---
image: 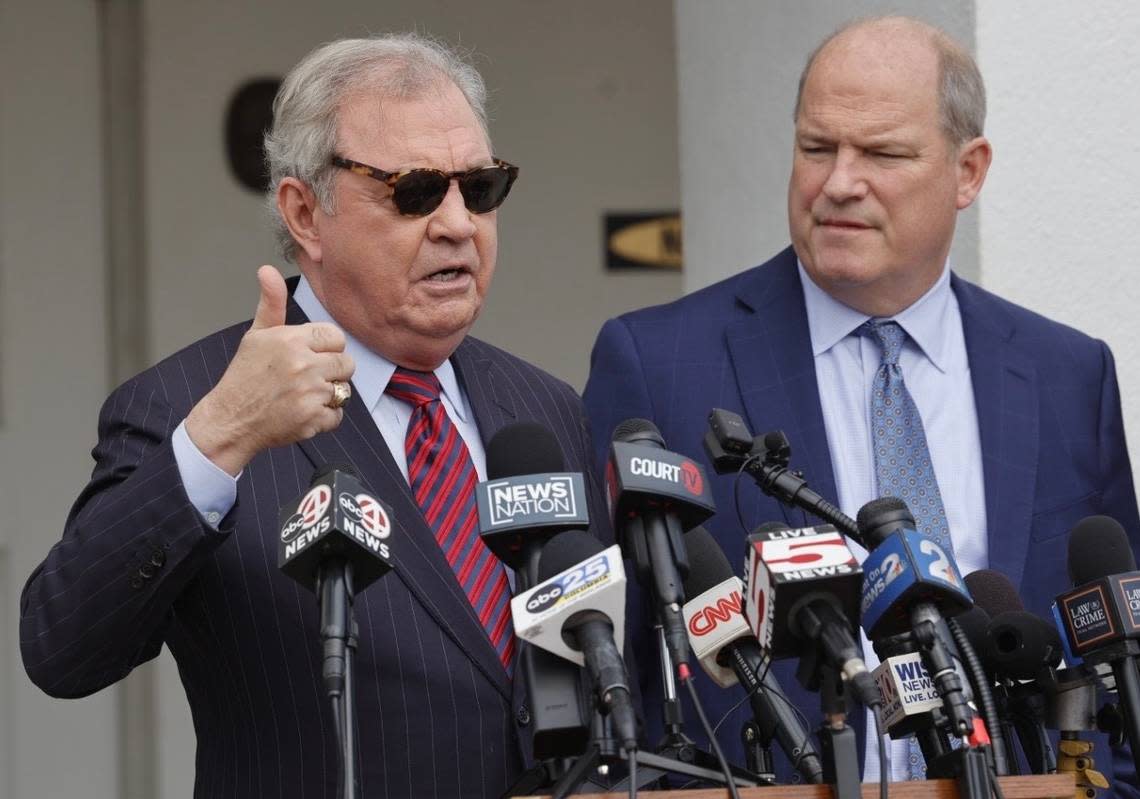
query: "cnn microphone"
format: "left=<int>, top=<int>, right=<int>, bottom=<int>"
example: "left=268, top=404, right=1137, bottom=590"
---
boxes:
left=1055, top=515, right=1140, bottom=779
left=743, top=522, right=879, bottom=708
left=681, top=526, right=824, bottom=784
left=513, top=531, right=637, bottom=751
left=607, top=418, right=716, bottom=671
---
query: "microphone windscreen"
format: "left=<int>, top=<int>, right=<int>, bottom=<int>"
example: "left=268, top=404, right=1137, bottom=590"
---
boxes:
left=681, top=526, right=734, bottom=597
left=856, top=496, right=914, bottom=547
left=1068, top=515, right=1137, bottom=584
left=963, top=569, right=1024, bottom=615
left=485, top=422, right=565, bottom=479
left=987, top=610, right=1063, bottom=678
left=537, top=530, right=606, bottom=582
left=612, top=417, right=664, bottom=446
left=954, top=605, right=996, bottom=672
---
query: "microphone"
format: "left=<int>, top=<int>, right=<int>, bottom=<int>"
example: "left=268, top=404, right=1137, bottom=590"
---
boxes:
left=513, top=531, right=637, bottom=751
left=855, top=497, right=977, bottom=742
left=1055, top=516, right=1140, bottom=779
left=743, top=521, right=879, bottom=708
left=477, top=422, right=591, bottom=583
left=607, top=418, right=716, bottom=671
left=475, top=422, right=592, bottom=761
left=681, top=526, right=824, bottom=784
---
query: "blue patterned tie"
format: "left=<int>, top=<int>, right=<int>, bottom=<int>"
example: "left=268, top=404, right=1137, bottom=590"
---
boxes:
left=862, top=319, right=953, bottom=780
left=386, top=368, right=516, bottom=673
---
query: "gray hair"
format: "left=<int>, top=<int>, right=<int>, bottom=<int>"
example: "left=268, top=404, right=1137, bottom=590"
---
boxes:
left=264, top=32, right=490, bottom=261
left=793, top=16, right=986, bottom=147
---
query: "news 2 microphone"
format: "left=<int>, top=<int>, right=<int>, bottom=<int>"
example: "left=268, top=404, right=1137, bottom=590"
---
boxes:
left=681, top=526, right=824, bottom=784
left=475, top=422, right=592, bottom=761
left=742, top=522, right=879, bottom=708
left=477, top=422, right=591, bottom=585
left=607, top=418, right=716, bottom=671
left=855, top=496, right=985, bottom=751
left=1056, top=516, right=1140, bottom=778
left=513, top=531, right=637, bottom=751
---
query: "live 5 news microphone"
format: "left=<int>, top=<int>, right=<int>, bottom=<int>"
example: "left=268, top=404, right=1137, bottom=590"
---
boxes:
left=512, top=531, right=637, bottom=751
left=475, top=422, right=592, bottom=761
left=1055, top=515, right=1140, bottom=779
left=606, top=418, right=716, bottom=671
left=743, top=522, right=879, bottom=707
left=681, top=526, right=824, bottom=784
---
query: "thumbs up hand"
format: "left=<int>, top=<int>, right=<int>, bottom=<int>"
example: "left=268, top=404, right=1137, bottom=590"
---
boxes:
left=185, top=266, right=356, bottom=476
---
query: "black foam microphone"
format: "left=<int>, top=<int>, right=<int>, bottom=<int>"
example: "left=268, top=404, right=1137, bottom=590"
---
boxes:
left=475, top=422, right=592, bottom=761
left=1056, top=516, right=1140, bottom=779
left=681, top=526, right=824, bottom=784
left=533, top=530, right=638, bottom=752
left=607, top=418, right=717, bottom=671
left=478, top=422, right=591, bottom=587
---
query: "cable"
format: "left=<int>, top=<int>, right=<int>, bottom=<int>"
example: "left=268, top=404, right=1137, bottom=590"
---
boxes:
left=681, top=664, right=742, bottom=799
left=331, top=695, right=345, bottom=799
left=949, top=617, right=1008, bottom=777
left=871, top=706, right=889, bottom=799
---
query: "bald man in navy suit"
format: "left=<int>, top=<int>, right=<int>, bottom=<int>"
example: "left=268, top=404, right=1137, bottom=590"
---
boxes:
left=585, top=16, right=1140, bottom=795
left=21, top=33, right=607, bottom=799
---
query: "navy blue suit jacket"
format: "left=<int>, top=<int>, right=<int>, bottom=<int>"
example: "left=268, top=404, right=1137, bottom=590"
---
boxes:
left=583, top=246, right=1140, bottom=793
left=20, top=286, right=609, bottom=798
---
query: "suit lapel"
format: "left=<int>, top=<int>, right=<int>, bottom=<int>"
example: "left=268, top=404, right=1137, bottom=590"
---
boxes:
left=954, top=277, right=1039, bottom=591
left=285, top=297, right=512, bottom=699
left=725, top=250, right=840, bottom=525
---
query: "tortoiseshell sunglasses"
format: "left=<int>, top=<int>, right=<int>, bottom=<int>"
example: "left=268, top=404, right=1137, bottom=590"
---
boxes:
left=330, top=155, right=519, bottom=216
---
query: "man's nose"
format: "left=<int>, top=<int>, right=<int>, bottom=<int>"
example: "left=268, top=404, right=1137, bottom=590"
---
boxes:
left=820, top=148, right=869, bottom=203
left=427, top=180, right=478, bottom=241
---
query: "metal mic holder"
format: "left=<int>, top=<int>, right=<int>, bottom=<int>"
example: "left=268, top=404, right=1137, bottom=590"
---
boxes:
left=318, top=558, right=359, bottom=799
left=815, top=665, right=861, bottom=799
left=741, top=721, right=776, bottom=783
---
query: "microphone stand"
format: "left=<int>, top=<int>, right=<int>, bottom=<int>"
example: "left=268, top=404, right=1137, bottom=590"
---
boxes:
left=318, top=558, right=359, bottom=799
left=794, top=646, right=860, bottom=799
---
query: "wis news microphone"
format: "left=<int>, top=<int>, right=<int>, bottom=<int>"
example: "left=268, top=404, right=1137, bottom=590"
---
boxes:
left=513, top=531, right=637, bottom=751
left=1056, top=515, right=1140, bottom=779
left=681, top=526, right=824, bottom=784
left=607, top=418, right=716, bottom=671
left=856, top=498, right=977, bottom=740
left=476, top=422, right=592, bottom=761
left=743, top=522, right=878, bottom=708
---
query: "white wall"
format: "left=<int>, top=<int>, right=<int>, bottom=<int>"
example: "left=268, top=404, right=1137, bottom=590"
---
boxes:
left=976, top=2, right=1140, bottom=483
left=0, top=1, right=117, bottom=798
left=675, top=0, right=977, bottom=293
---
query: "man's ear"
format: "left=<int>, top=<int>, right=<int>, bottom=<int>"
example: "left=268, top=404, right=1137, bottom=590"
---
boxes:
left=955, top=135, right=992, bottom=210
left=277, top=177, right=323, bottom=263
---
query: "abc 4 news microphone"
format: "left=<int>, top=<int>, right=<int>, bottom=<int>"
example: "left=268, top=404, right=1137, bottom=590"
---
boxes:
left=1055, top=515, right=1140, bottom=786
left=277, top=464, right=394, bottom=799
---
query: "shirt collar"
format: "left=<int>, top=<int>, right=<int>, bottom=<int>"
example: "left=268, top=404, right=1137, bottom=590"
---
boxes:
left=292, top=276, right=468, bottom=420
left=797, top=259, right=954, bottom=372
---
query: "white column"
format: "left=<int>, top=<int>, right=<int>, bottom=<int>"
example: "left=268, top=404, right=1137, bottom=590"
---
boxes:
left=976, top=3, right=1140, bottom=492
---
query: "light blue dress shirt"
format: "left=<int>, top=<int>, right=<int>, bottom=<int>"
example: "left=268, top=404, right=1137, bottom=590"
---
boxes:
left=798, top=260, right=988, bottom=782
left=171, top=276, right=488, bottom=524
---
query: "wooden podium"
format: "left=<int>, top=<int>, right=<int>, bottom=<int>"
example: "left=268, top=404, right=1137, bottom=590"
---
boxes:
left=521, top=774, right=1076, bottom=799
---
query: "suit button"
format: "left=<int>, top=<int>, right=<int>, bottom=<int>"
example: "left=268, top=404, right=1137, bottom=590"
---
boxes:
left=516, top=705, right=531, bottom=727
left=139, top=564, right=155, bottom=579
left=150, top=549, right=166, bottom=568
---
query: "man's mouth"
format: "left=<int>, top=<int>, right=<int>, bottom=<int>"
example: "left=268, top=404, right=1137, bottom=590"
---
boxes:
left=425, top=266, right=470, bottom=282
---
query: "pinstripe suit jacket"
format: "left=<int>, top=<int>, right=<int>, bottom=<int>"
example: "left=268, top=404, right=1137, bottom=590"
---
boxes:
left=584, top=246, right=1140, bottom=794
left=21, top=286, right=609, bottom=798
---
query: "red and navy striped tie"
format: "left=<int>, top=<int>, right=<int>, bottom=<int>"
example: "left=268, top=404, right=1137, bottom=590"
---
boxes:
left=385, top=367, right=515, bottom=673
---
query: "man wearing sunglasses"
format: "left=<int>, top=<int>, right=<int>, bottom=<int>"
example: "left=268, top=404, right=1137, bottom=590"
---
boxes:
left=584, top=15, right=1140, bottom=794
left=22, top=33, right=608, bottom=799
